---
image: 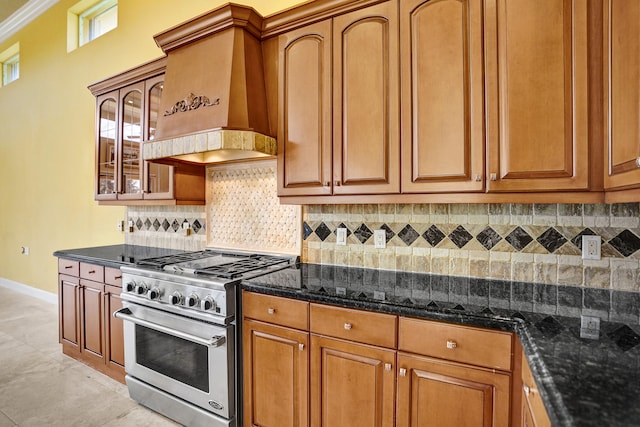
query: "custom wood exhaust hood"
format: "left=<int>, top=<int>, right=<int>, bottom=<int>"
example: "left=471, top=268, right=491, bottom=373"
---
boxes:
left=143, top=3, right=276, bottom=165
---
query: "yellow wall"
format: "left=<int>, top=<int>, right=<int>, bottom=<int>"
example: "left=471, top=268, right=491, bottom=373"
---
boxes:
left=0, top=0, right=302, bottom=293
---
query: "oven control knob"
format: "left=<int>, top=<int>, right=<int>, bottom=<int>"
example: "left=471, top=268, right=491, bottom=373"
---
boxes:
left=124, top=282, right=136, bottom=293
left=201, top=296, right=216, bottom=311
left=135, top=283, right=148, bottom=295
left=186, top=294, right=199, bottom=307
left=170, top=292, right=183, bottom=305
left=148, top=287, right=161, bottom=301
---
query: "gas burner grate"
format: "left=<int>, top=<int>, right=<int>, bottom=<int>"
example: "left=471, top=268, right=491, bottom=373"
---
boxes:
left=194, top=256, right=290, bottom=279
left=136, top=250, right=219, bottom=268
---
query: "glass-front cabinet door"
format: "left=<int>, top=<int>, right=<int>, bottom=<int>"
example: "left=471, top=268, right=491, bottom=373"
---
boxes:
left=118, top=83, right=144, bottom=200
left=143, top=75, right=174, bottom=199
left=96, top=92, right=118, bottom=200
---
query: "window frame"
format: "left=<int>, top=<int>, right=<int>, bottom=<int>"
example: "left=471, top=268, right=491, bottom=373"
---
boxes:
left=0, top=43, right=20, bottom=87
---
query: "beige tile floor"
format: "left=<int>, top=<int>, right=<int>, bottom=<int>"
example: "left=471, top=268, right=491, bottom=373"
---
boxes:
left=0, top=286, right=180, bottom=427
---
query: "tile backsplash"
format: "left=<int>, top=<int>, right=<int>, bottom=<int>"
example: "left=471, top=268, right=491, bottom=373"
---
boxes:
left=126, top=159, right=301, bottom=255
left=302, top=203, right=640, bottom=292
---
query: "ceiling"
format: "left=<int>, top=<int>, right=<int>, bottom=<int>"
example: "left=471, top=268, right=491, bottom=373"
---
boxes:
left=0, top=0, right=29, bottom=25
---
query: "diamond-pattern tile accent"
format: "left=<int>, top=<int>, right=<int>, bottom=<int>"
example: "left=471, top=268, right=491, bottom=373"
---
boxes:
left=398, top=225, right=419, bottom=246
left=380, top=223, right=395, bottom=242
left=571, top=228, right=596, bottom=249
left=152, top=219, right=161, bottom=231
left=535, top=316, right=564, bottom=339
left=449, top=225, right=473, bottom=249
left=144, top=218, right=152, bottom=230
left=423, top=225, right=446, bottom=247
left=136, top=218, right=143, bottom=230
left=171, top=219, right=180, bottom=232
left=607, top=325, right=640, bottom=352
left=315, top=222, right=332, bottom=241
left=334, top=223, right=352, bottom=238
left=303, top=222, right=313, bottom=240
left=609, top=230, right=640, bottom=257
left=476, top=226, right=502, bottom=250
left=354, top=224, right=373, bottom=244
left=192, top=219, right=202, bottom=234
left=506, top=226, right=533, bottom=251
left=537, top=227, right=567, bottom=253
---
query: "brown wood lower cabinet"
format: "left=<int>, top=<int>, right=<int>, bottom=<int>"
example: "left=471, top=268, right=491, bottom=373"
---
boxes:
left=242, top=291, right=516, bottom=427
left=57, top=258, right=125, bottom=383
left=520, top=349, right=551, bottom=427
left=397, top=353, right=511, bottom=427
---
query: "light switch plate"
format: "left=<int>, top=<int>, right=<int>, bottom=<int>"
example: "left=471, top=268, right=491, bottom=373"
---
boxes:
left=336, top=228, right=347, bottom=246
left=580, top=315, right=600, bottom=339
left=374, top=229, right=386, bottom=249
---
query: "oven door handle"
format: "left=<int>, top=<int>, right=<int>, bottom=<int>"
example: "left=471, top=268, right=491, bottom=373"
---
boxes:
left=114, top=307, right=226, bottom=347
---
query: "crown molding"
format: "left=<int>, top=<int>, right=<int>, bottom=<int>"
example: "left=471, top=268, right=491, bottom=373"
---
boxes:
left=0, top=0, right=59, bottom=45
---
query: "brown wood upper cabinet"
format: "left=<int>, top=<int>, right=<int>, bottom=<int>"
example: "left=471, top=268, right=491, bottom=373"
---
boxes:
left=484, top=0, right=589, bottom=192
left=277, top=1, right=400, bottom=196
left=603, top=0, right=640, bottom=194
left=89, top=58, right=204, bottom=206
left=401, top=0, right=485, bottom=193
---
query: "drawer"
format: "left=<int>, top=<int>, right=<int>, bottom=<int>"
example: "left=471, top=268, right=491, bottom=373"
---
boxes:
left=80, top=262, right=105, bottom=283
left=243, top=291, right=309, bottom=330
left=310, top=304, right=397, bottom=348
left=105, top=267, right=122, bottom=287
left=522, top=353, right=552, bottom=426
left=398, top=317, right=513, bottom=371
left=58, top=258, right=79, bottom=276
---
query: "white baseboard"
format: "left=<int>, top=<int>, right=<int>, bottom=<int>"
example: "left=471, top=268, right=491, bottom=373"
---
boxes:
left=0, top=278, right=57, bottom=305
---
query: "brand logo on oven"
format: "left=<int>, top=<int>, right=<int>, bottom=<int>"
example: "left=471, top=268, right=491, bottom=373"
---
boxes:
left=208, top=400, right=224, bottom=411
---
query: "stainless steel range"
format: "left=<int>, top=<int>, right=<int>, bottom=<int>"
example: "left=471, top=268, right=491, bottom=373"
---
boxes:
left=114, top=249, right=297, bottom=427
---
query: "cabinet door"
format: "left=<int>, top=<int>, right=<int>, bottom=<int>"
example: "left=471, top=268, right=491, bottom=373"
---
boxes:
left=80, top=280, right=104, bottom=363
left=95, top=91, right=119, bottom=200
left=144, top=75, right=175, bottom=199
left=243, top=319, right=309, bottom=427
left=401, top=0, right=484, bottom=193
left=277, top=20, right=333, bottom=196
left=105, top=285, right=124, bottom=370
left=604, top=0, right=640, bottom=190
left=485, top=0, right=589, bottom=192
left=311, top=335, right=395, bottom=427
left=118, top=82, right=145, bottom=200
left=58, top=275, right=80, bottom=354
left=332, top=1, right=400, bottom=195
left=397, top=353, right=511, bottom=427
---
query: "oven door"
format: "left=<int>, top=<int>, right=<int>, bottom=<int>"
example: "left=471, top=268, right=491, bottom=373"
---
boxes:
left=114, top=303, right=234, bottom=419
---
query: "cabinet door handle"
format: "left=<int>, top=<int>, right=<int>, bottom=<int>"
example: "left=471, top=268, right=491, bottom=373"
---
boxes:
left=523, top=384, right=538, bottom=397
left=384, top=363, right=392, bottom=372
left=323, top=181, right=330, bottom=187
left=399, top=368, right=407, bottom=377
left=636, top=157, right=640, bottom=168
left=334, top=180, right=341, bottom=187
left=344, top=323, right=352, bottom=330
left=474, top=174, right=482, bottom=182
left=446, top=339, right=457, bottom=349
left=267, top=307, right=275, bottom=315
left=299, top=343, right=305, bottom=351
left=489, top=173, right=497, bottom=181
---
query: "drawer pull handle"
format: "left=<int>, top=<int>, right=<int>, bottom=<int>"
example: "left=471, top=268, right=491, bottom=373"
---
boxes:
left=344, top=323, right=352, bottom=330
left=399, top=368, right=407, bottom=377
left=299, top=343, right=305, bottom=351
left=267, top=308, right=275, bottom=315
left=384, top=363, right=392, bottom=372
left=446, top=340, right=457, bottom=349
left=114, top=275, right=122, bottom=279
left=64, top=265, right=73, bottom=269
left=523, top=385, right=537, bottom=397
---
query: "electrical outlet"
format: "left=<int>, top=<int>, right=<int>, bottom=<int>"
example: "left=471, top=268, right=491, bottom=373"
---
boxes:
left=117, top=221, right=124, bottom=232
left=580, top=315, right=600, bottom=339
left=336, top=228, right=347, bottom=246
left=374, top=229, right=386, bottom=249
left=582, top=235, right=601, bottom=260
left=20, top=246, right=29, bottom=255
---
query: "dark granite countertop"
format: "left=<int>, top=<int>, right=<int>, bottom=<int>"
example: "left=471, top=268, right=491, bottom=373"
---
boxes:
left=53, top=244, right=184, bottom=269
left=243, top=263, right=640, bottom=427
